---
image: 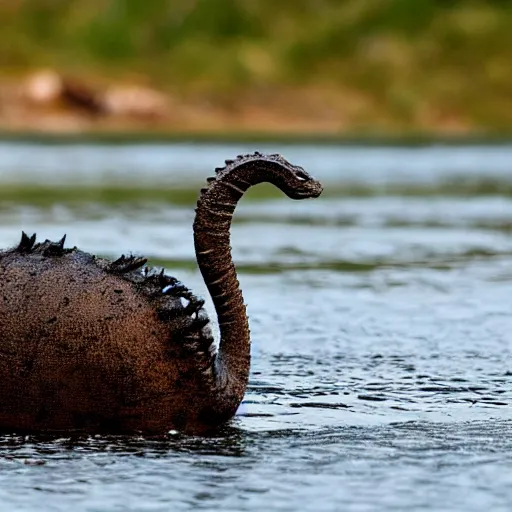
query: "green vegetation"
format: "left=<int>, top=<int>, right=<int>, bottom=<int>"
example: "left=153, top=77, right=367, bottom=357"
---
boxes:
left=2, top=0, right=512, bottom=133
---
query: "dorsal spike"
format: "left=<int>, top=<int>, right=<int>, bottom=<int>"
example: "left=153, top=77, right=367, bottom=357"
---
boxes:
left=158, top=268, right=166, bottom=285
left=19, top=231, right=30, bottom=246
left=184, top=297, right=205, bottom=315
left=206, top=176, right=216, bottom=183
left=108, top=256, right=147, bottom=274
left=189, top=316, right=210, bottom=332
left=163, top=283, right=188, bottom=295
left=58, top=234, right=66, bottom=249
left=215, top=167, right=224, bottom=174
left=42, top=238, right=67, bottom=257
left=157, top=272, right=177, bottom=288
left=112, top=255, right=126, bottom=265
left=17, top=231, right=37, bottom=252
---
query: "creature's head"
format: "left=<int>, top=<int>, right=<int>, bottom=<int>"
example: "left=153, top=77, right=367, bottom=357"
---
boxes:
left=208, top=152, right=323, bottom=201
left=282, top=164, right=323, bottom=200
left=261, top=153, right=323, bottom=200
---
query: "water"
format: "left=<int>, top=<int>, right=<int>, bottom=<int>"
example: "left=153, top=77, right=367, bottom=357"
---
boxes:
left=0, top=142, right=511, bottom=511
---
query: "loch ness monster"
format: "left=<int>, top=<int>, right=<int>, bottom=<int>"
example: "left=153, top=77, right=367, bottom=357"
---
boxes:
left=0, top=152, right=322, bottom=435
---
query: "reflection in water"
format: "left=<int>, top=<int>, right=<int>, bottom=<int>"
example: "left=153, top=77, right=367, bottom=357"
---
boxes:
left=1, top=421, right=511, bottom=510
left=1, top=426, right=248, bottom=459
left=0, top=143, right=511, bottom=511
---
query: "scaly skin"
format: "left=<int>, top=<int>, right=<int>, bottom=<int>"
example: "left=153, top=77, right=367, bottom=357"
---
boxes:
left=0, top=153, right=322, bottom=435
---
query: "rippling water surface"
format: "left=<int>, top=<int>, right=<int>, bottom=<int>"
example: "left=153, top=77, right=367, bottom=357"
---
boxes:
left=0, top=142, right=511, bottom=511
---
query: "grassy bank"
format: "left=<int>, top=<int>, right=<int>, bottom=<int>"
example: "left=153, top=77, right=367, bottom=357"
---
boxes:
left=2, top=0, right=512, bottom=135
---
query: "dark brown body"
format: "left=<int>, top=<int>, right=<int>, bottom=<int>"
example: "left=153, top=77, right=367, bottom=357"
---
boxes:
left=0, top=153, right=322, bottom=435
left=0, top=246, right=229, bottom=434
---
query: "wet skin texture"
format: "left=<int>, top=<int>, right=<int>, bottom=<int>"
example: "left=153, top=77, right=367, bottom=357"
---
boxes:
left=0, top=153, right=322, bottom=435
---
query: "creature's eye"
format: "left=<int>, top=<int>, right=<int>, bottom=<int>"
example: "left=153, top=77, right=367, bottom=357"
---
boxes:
left=296, top=171, right=309, bottom=182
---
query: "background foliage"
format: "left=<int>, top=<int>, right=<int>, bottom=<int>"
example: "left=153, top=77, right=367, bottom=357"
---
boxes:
left=2, top=0, right=512, bottom=132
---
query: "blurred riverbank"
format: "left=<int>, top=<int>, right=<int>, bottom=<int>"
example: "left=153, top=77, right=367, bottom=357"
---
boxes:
left=2, top=1, right=512, bottom=138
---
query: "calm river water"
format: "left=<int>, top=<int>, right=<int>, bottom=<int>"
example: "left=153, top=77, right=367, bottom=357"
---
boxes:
left=0, top=142, right=511, bottom=511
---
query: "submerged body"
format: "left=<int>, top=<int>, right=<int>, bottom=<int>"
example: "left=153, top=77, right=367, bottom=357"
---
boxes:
left=0, top=245, right=223, bottom=434
left=0, top=153, right=322, bottom=435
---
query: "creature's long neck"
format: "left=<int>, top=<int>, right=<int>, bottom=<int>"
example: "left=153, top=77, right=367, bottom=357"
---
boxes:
left=193, top=158, right=267, bottom=400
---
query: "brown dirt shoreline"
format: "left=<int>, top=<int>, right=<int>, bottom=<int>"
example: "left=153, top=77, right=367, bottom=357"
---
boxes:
left=0, top=71, right=496, bottom=142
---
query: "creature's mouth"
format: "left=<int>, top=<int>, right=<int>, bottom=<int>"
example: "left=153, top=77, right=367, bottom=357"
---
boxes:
left=294, top=183, right=323, bottom=199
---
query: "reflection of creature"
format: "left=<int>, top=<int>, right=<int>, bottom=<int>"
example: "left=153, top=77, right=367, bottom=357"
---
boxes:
left=0, top=153, right=322, bottom=435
